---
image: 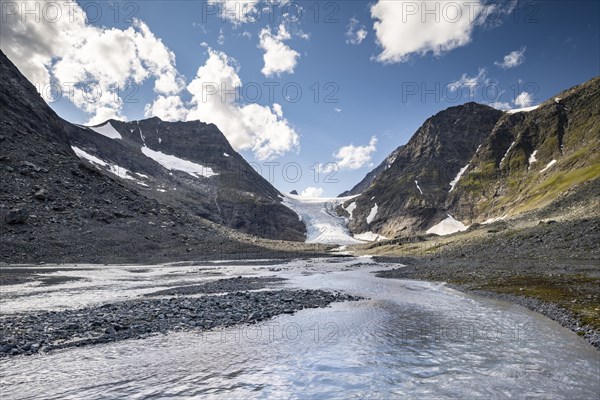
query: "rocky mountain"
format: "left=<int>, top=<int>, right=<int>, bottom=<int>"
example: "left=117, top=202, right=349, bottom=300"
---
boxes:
left=64, top=117, right=305, bottom=241
left=339, top=103, right=504, bottom=237
left=0, top=50, right=306, bottom=264
left=341, top=76, right=600, bottom=239
left=447, top=77, right=600, bottom=224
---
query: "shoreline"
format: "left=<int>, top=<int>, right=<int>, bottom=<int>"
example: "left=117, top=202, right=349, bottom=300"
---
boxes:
left=374, top=257, right=600, bottom=350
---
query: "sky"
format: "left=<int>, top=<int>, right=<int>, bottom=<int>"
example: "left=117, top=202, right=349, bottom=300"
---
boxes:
left=1, top=0, right=599, bottom=197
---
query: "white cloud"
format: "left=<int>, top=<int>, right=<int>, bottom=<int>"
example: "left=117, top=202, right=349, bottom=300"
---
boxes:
left=259, top=24, right=300, bottom=77
left=334, top=136, right=378, bottom=170
left=218, top=28, right=226, bottom=45
left=514, top=91, right=534, bottom=108
left=186, top=48, right=299, bottom=160
left=0, top=1, right=184, bottom=125
left=346, top=18, right=368, bottom=45
left=489, top=101, right=512, bottom=111
left=207, top=0, right=260, bottom=25
left=301, top=187, right=324, bottom=197
left=448, top=68, right=487, bottom=92
left=144, top=95, right=188, bottom=122
left=495, top=47, right=526, bottom=69
left=334, top=108, right=342, bottom=113
left=370, top=0, right=498, bottom=63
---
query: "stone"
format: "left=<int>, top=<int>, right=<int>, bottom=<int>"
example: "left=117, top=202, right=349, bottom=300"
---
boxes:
left=5, top=208, right=28, bottom=224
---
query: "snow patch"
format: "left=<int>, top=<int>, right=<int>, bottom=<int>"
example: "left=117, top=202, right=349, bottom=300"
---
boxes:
left=344, top=201, right=357, bottom=219
left=224, top=153, right=230, bottom=157
left=500, top=141, right=516, bottom=166
left=141, top=147, right=218, bottom=178
left=137, top=121, right=145, bottom=144
left=528, top=150, right=538, bottom=165
left=506, top=105, right=540, bottom=114
left=71, top=146, right=146, bottom=186
left=426, top=214, right=469, bottom=236
left=281, top=193, right=362, bottom=245
left=540, top=159, right=557, bottom=173
left=482, top=215, right=507, bottom=225
left=354, top=232, right=389, bottom=242
left=415, top=181, right=423, bottom=195
left=449, top=164, right=469, bottom=192
left=158, top=138, right=162, bottom=144
left=366, top=204, right=378, bottom=224
left=88, top=122, right=122, bottom=140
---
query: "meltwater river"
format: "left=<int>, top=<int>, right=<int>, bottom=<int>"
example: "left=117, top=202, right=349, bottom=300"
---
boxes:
left=0, top=257, right=598, bottom=399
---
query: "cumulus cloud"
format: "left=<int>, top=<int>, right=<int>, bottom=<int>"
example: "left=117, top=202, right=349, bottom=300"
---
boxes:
left=495, top=47, right=526, bottom=69
left=370, top=0, right=505, bottom=63
left=259, top=24, right=300, bottom=77
left=514, top=91, right=534, bottom=108
left=334, top=136, right=378, bottom=170
left=185, top=48, right=299, bottom=160
left=0, top=0, right=184, bottom=125
left=144, top=95, right=188, bottom=122
left=346, top=18, right=368, bottom=45
left=301, top=187, right=324, bottom=197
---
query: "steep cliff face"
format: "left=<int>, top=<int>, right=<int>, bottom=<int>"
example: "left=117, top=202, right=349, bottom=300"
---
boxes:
left=64, top=117, right=306, bottom=241
left=447, top=77, right=600, bottom=223
left=341, top=103, right=504, bottom=237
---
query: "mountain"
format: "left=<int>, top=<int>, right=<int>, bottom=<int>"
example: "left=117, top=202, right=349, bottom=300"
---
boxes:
left=341, top=77, right=600, bottom=238
left=339, top=103, right=504, bottom=237
left=63, top=117, right=305, bottom=241
left=0, top=50, right=305, bottom=264
left=447, top=77, right=600, bottom=223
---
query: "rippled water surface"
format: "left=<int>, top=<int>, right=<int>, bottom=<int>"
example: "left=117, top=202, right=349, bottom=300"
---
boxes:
left=1, top=258, right=598, bottom=399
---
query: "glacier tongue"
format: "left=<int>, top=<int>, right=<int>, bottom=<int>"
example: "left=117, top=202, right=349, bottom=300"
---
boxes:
left=281, top=194, right=362, bottom=245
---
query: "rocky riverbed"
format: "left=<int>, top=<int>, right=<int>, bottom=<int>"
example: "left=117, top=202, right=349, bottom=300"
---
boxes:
left=0, top=274, right=361, bottom=357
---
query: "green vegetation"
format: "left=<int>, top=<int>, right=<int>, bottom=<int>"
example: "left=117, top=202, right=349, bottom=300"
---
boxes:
left=513, top=163, right=600, bottom=213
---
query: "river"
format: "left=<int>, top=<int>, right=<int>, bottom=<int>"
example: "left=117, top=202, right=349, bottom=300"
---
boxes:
left=1, top=257, right=598, bottom=399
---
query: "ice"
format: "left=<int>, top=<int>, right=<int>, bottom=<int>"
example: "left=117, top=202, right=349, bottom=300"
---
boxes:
left=426, top=214, right=469, bottom=236
left=281, top=193, right=362, bottom=244
left=141, top=147, right=218, bottom=178
left=88, top=122, right=122, bottom=140
left=449, top=164, right=469, bottom=192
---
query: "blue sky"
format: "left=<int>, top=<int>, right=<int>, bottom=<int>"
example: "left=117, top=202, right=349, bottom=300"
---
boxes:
left=2, top=0, right=599, bottom=196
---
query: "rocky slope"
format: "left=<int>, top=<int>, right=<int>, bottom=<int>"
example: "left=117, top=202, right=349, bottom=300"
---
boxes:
left=340, top=103, right=504, bottom=237
left=448, top=77, right=600, bottom=223
left=342, top=77, right=600, bottom=239
left=64, top=117, right=305, bottom=241
left=0, top=50, right=310, bottom=264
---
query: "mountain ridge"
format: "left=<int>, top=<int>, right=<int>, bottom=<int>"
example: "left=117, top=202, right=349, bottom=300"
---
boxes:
left=339, top=77, right=600, bottom=239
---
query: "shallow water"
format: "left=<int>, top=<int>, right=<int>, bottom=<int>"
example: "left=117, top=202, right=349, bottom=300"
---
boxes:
left=1, top=258, right=598, bottom=399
